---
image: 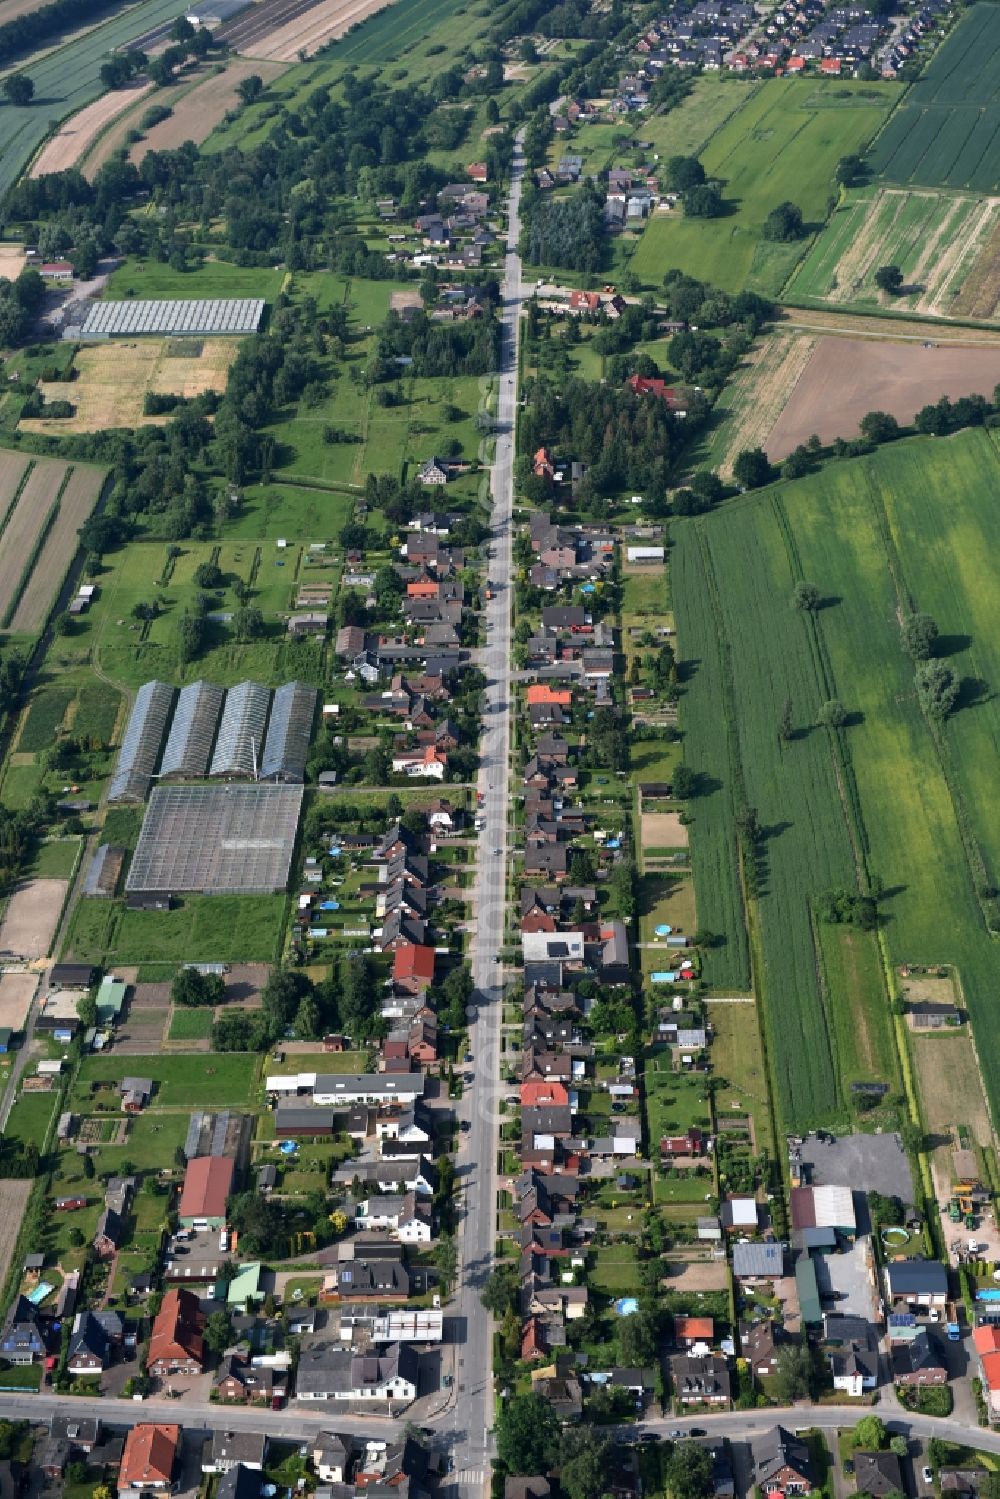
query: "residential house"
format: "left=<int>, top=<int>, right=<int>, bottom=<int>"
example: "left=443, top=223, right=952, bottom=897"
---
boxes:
left=751, top=1427, right=813, bottom=1497
left=733, top=1242, right=783, bottom=1281
left=215, top=1355, right=284, bottom=1405
left=884, top=1260, right=948, bottom=1308
left=742, top=1320, right=781, bottom=1378
left=296, top=1343, right=420, bottom=1403
left=147, top=1289, right=205, bottom=1377
left=853, top=1452, right=904, bottom=1498
left=94, top=1207, right=124, bottom=1258
left=203, top=1432, right=267, bottom=1474
left=672, top=1353, right=731, bottom=1407
left=67, top=1311, right=111, bottom=1374
left=0, top=1295, right=45, bottom=1364
left=674, top=1315, right=714, bottom=1349
left=829, top=1341, right=878, bottom=1397
left=117, top=1425, right=180, bottom=1495
left=891, top=1327, right=947, bottom=1387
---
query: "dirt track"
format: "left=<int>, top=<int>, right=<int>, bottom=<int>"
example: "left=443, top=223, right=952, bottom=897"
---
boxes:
left=765, top=336, right=1000, bottom=457
left=0, top=878, right=67, bottom=960
left=779, top=304, right=1000, bottom=344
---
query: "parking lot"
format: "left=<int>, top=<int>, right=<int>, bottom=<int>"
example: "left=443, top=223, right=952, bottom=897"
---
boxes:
left=800, top=1131, right=914, bottom=1203
left=813, top=1234, right=878, bottom=1321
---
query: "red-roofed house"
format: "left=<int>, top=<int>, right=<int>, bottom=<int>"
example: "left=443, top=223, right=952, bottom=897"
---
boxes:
left=118, top=1424, right=180, bottom=1493
left=393, top=944, right=436, bottom=994
left=392, top=745, right=447, bottom=779
left=147, top=1288, right=205, bottom=1377
left=533, top=447, right=555, bottom=479
left=467, top=162, right=488, bottom=182
left=786, top=55, right=807, bottom=71
left=526, top=685, right=572, bottom=707
left=569, top=290, right=601, bottom=313
left=177, top=1155, right=233, bottom=1228
left=674, top=1315, right=715, bottom=1348
left=660, top=1127, right=706, bottom=1162
left=981, top=1351, right=1000, bottom=1417
left=521, top=1079, right=570, bottom=1108
left=521, top=1317, right=548, bottom=1360
left=40, top=261, right=73, bottom=280
left=820, top=57, right=842, bottom=73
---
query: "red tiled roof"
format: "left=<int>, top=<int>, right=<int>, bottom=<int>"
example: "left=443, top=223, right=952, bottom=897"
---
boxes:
left=393, top=944, right=436, bottom=982
left=119, top=1425, right=179, bottom=1488
left=148, top=1288, right=204, bottom=1370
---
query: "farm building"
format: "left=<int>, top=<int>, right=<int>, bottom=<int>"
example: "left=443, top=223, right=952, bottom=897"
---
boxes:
left=79, top=299, right=265, bottom=340
left=733, top=1242, right=783, bottom=1281
left=49, top=964, right=94, bottom=988
left=626, top=546, right=665, bottom=564
left=82, top=843, right=125, bottom=898
left=125, top=783, right=303, bottom=896
left=790, top=1184, right=856, bottom=1237
left=210, top=681, right=271, bottom=778
left=95, top=976, right=127, bottom=1028
left=159, top=681, right=225, bottom=779
left=260, top=681, right=317, bottom=783
left=107, top=680, right=175, bottom=803
left=178, top=1155, right=234, bottom=1228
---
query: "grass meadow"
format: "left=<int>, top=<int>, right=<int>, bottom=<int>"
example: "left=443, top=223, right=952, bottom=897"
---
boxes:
left=63, top=893, right=287, bottom=964
left=629, top=80, right=896, bottom=295
left=673, top=428, right=1000, bottom=1128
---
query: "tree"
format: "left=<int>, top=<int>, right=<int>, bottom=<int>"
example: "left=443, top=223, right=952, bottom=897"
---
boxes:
left=763, top=201, right=804, bottom=241
left=836, top=153, right=864, bottom=186
left=232, top=605, right=264, bottom=642
left=915, top=659, right=959, bottom=720
left=171, top=968, right=224, bottom=1008
left=496, top=1393, right=560, bottom=1473
left=177, top=610, right=205, bottom=663
left=733, top=447, right=774, bottom=490
left=771, top=1341, right=811, bottom=1403
left=237, top=74, right=264, bottom=105
left=617, top=1309, right=658, bottom=1365
left=874, top=264, right=904, bottom=295
left=193, top=561, right=222, bottom=588
left=672, top=764, right=697, bottom=799
left=778, top=696, right=793, bottom=743
left=818, top=698, right=847, bottom=729
left=3, top=74, right=34, bottom=106
left=859, top=410, right=900, bottom=444
left=665, top=155, right=706, bottom=191
left=902, top=612, right=938, bottom=660
left=480, top=1262, right=518, bottom=1318
left=666, top=1442, right=714, bottom=1499
left=559, top=1429, right=609, bottom=1499
left=889, top=1436, right=909, bottom=1458
left=793, top=581, right=820, bottom=612
left=853, top=1414, right=887, bottom=1451
left=683, top=184, right=724, bottom=219
left=203, top=1310, right=233, bottom=1356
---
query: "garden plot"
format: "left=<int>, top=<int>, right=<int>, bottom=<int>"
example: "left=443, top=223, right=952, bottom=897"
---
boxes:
left=765, top=336, right=1000, bottom=456
left=911, top=1031, right=996, bottom=1202
left=0, top=879, right=67, bottom=960
left=22, top=340, right=238, bottom=436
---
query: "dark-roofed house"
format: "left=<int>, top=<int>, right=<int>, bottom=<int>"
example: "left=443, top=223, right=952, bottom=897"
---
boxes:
left=891, top=1327, right=947, bottom=1386
left=672, top=1353, right=731, bottom=1406
left=67, top=1311, right=110, bottom=1374
left=884, top=1259, right=948, bottom=1307
left=0, top=1295, right=45, bottom=1364
left=94, top=1207, right=124, bottom=1259
left=854, top=1452, right=903, bottom=1498
left=505, top=1482, right=550, bottom=1499
left=216, top=1467, right=262, bottom=1499
left=751, top=1427, right=813, bottom=1496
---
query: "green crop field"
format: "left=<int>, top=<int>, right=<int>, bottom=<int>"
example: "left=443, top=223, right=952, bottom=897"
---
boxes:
left=674, top=428, right=1000, bottom=1128
left=629, top=80, right=896, bottom=295
left=868, top=4, right=1000, bottom=190
left=0, top=0, right=218, bottom=200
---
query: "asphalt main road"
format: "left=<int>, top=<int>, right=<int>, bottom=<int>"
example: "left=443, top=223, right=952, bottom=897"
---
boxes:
left=433, top=130, right=525, bottom=1495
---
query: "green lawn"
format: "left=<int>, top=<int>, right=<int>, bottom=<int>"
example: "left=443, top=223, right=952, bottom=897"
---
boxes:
left=167, top=1008, right=214, bottom=1041
left=673, top=427, right=1000, bottom=1127
left=589, top=1245, right=642, bottom=1294
left=26, top=838, right=81, bottom=880
left=5, top=1090, right=57, bottom=1149
left=64, top=894, right=286, bottom=963
left=105, top=258, right=287, bottom=302
left=75, top=1052, right=259, bottom=1108
left=629, top=79, right=897, bottom=294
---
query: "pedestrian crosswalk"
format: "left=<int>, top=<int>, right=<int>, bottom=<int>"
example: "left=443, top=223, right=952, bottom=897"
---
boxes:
left=454, top=1470, right=487, bottom=1490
